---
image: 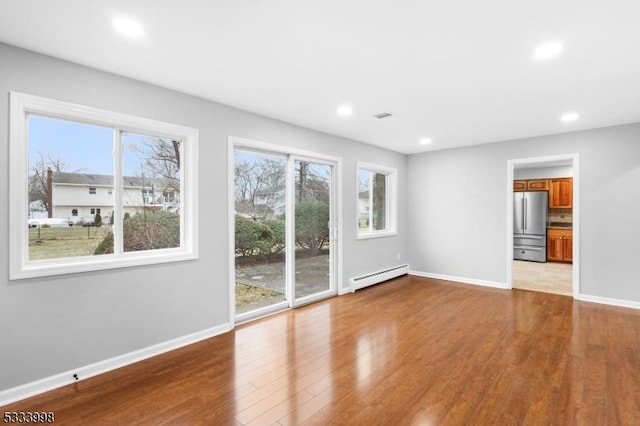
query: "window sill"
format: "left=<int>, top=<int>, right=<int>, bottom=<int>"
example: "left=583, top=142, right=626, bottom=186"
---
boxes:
left=356, top=230, right=398, bottom=240
left=10, top=248, right=198, bottom=280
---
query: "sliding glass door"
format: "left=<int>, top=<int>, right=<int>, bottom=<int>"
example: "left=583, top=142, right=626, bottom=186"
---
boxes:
left=234, top=150, right=288, bottom=317
left=233, top=146, right=337, bottom=321
left=293, top=158, right=334, bottom=303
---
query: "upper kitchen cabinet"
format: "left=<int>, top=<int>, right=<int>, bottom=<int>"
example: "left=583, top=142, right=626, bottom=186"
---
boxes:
left=514, top=179, right=549, bottom=192
left=527, top=179, right=549, bottom=191
left=549, top=178, right=572, bottom=208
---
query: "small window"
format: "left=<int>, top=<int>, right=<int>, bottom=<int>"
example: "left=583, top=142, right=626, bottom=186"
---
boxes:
left=357, top=162, right=397, bottom=238
left=141, top=188, right=155, bottom=204
left=9, top=92, right=199, bottom=279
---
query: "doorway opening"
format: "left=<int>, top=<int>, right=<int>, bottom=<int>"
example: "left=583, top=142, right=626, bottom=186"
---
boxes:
left=506, top=154, right=579, bottom=298
left=229, top=137, right=340, bottom=324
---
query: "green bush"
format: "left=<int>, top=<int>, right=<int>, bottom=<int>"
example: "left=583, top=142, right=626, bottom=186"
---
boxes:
left=94, top=211, right=180, bottom=255
left=94, top=232, right=113, bottom=255
left=295, top=202, right=329, bottom=255
left=235, top=215, right=274, bottom=256
left=234, top=205, right=328, bottom=258
left=263, top=219, right=285, bottom=253
left=94, top=212, right=102, bottom=227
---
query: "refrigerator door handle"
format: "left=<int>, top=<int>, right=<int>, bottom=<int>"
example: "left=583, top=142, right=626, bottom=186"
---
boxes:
left=523, top=197, right=527, bottom=230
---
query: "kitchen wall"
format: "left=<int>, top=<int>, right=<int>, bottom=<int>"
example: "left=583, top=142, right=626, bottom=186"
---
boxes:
left=514, top=165, right=573, bottom=179
left=0, top=43, right=407, bottom=393
left=407, top=122, right=640, bottom=302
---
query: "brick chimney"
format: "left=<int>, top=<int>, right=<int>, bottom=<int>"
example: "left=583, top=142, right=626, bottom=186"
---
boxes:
left=47, top=168, right=53, bottom=218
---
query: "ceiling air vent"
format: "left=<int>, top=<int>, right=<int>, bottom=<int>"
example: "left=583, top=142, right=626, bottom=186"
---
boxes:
left=373, top=112, right=392, bottom=119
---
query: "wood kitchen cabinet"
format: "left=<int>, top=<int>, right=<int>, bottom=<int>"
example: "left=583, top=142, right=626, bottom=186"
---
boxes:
left=547, top=228, right=572, bottom=263
left=514, top=180, right=527, bottom=192
left=514, top=179, right=549, bottom=192
left=527, top=179, right=549, bottom=191
left=549, top=178, right=572, bottom=208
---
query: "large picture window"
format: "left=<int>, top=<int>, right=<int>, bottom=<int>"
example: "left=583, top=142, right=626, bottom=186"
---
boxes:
left=357, top=162, right=397, bottom=238
left=10, top=92, right=199, bottom=279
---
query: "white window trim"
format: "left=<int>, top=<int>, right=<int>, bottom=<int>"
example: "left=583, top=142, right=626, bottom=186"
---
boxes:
left=9, top=92, right=199, bottom=280
left=356, top=161, right=397, bottom=239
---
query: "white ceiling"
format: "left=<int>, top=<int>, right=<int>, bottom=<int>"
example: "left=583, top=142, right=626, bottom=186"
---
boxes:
left=1, top=0, right=639, bottom=154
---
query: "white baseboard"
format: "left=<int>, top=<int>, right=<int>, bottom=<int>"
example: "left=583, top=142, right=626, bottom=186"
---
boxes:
left=338, top=285, right=352, bottom=295
left=577, top=294, right=640, bottom=310
left=409, top=270, right=509, bottom=290
left=410, top=270, right=640, bottom=310
left=0, top=323, right=232, bottom=407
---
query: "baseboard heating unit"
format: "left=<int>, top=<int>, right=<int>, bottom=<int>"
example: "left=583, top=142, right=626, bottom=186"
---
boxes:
left=350, top=264, right=409, bottom=291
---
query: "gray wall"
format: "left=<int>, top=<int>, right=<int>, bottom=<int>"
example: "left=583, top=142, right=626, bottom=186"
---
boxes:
left=407, top=123, right=640, bottom=301
left=514, top=165, right=573, bottom=179
left=0, top=43, right=407, bottom=391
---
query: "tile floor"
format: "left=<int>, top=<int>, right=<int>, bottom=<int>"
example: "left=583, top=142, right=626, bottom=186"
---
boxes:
left=513, top=260, right=573, bottom=296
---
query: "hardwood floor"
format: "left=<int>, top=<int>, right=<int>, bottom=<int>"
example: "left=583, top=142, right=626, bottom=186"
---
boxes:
left=4, top=275, right=640, bottom=425
left=513, top=259, right=573, bottom=296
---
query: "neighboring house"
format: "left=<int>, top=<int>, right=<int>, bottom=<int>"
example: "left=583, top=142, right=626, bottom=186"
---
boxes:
left=254, top=185, right=286, bottom=216
left=235, top=184, right=286, bottom=219
left=358, top=190, right=369, bottom=221
left=28, top=199, right=47, bottom=219
left=46, top=171, right=179, bottom=221
left=234, top=200, right=273, bottom=220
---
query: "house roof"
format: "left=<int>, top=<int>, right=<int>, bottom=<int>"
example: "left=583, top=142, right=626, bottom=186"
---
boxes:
left=52, top=172, right=169, bottom=189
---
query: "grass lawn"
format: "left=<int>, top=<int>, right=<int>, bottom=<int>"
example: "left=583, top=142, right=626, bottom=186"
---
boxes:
left=29, top=227, right=109, bottom=260
left=235, top=283, right=283, bottom=307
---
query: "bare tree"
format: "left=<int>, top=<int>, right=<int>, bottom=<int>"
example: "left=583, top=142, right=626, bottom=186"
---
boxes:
left=295, top=161, right=330, bottom=203
left=235, top=160, right=261, bottom=204
left=28, top=154, right=68, bottom=213
left=235, top=157, right=330, bottom=218
left=372, top=173, right=386, bottom=229
left=141, top=138, right=181, bottom=191
left=234, top=157, right=286, bottom=220
left=259, top=158, right=286, bottom=211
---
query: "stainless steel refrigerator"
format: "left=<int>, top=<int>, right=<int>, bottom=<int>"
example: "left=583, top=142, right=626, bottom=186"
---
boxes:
left=513, top=191, right=548, bottom=262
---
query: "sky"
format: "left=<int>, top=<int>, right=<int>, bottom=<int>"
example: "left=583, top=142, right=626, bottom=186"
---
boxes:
left=28, top=114, right=151, bottom=177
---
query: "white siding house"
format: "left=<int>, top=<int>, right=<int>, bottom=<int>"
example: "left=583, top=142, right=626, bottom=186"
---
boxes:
left=48, top=171, right=179, bottom=222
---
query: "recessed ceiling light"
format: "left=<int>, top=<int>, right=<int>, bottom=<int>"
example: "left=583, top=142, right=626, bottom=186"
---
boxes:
left=419, top=137, right=432, bottom=145
left=533, top=42, right=563, bottom=60
left=336, top=105, right=353, bottom=117
left=113, top=17, right=145, bottom=39
left=561, top=112, right=580, bottom=122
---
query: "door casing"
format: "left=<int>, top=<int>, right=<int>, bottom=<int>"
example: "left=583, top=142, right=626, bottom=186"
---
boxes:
left=506, top=153, right=580, bottom=298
